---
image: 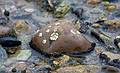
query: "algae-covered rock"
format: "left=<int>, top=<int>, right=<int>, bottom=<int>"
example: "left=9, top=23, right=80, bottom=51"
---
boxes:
left=16, top=50, right=32, bottom=61
left=105, top=4, right=117, bottom=12
left=104, top=20, right=120, bottom=29
left=53, top=0, right=70, bottom=18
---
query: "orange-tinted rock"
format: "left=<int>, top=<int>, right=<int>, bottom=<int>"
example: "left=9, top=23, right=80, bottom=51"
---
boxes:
left=14, top=20, right=31, bottom=35
left=30, top=20, right=95, bottom=56
left=87, top=0, right=101, bottom=5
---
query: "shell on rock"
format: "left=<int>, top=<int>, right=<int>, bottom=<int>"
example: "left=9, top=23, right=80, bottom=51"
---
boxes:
left=30, top=20, right=95, bottom=57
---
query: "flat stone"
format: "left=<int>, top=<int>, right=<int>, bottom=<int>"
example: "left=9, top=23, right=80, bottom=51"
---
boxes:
left=102, top=52, right=120, bottom=60
left=56, top=65, right=100, bottom=73
left=16, top=50, right=32, bottom=61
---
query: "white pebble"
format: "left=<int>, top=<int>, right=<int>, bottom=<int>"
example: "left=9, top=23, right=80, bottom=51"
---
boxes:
left=70, top=29, right=76, bottom=35
left=42, top=39, right=47, bottom=44
left=50, top=33, right=59, bottom=41
left=39, top=33, right=42, bottom=37
left=116, top=36, right=120, bottom=39
left=36, top=30, right=40, bottom=33
left=118, top=43, right=120, bottom=48
left=46, top=29, right=50, bottom=33
left=55, top=22, right=60, bottom=25
left=48, top=26, right=52, bottom=28
left=76, top=31, right=80, bottom=34
left=24, top=8, right=35, bottom=13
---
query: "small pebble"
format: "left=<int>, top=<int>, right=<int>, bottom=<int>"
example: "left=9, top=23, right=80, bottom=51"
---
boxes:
left=39, top=33, right=43, bottom=37
left=106, top=4, right=117, bottom=12
left=42, top=39, right=47, bottom=44
left=4, top=10, right=10, bottom=17
left=92, top=23, right=101, bottom=28
left=87, top=0, right=101, bottom=5
left=24, top=8, right=35, bottom=13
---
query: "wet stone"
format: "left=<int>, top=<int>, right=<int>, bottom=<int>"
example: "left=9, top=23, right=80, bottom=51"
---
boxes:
left=114, top=35, right=120, bottom=49
left=56, top=65, right=100, bottom=73
left=6, top=47, right=20, bottom=55
left=24, top=7, right=35, bottom=13
left=14, top=20, right=30, bottom=34
left=105, top=4, right=117, bottom=12
left=92, top=23, right=102, bottom=28
left=80, top=22, right=91, bottom=33
left=52, top=55, right=70, bottom=69
left=1, top=0, right=120, bottom=73
left=0, top=46, right=7, bottom=68
left=87, top=0, right=101, bottom=5
left=108, top=59, right=120, bottom=69
left=53, top=0, right=71, bottom=18
left=72, top=7, right=84, bottom=19
left=0, top=17, right=8, bottom=25
left=100, top=65, right=120, bottom=73
left=4, top=10, right=10, bottom=17
left=113, top=9, right=120, bottom=18
left=0, top=26, right=12, bottom=36
left=0, top=35, right=21, bottom=47
left=7, top=62, right=32, bottom=73
left=30, top=20, right=95, bottom=57
left=108, top=0, right=119, bottom=3
left=99, top=53, right=110, bottom=64
left=99, top=51, right=120, bottom=65
left=16, top=50, right=32, bottom=61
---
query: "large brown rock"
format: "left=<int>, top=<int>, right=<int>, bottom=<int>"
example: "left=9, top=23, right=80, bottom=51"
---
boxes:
left=30, top=20, right=95, bottom=56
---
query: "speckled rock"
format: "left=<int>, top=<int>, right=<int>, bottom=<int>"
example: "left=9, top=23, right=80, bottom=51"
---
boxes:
left=0, top=26, right=13, bottom=36
left=30, top=20, right=95, bottom=57
left=53, top=0, right=70, bottom=18
left=7, top=62, right=32, bottom=73
left=105, top=4, right=117, bottom=12
left=56, top=65, right=100, bottom=73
